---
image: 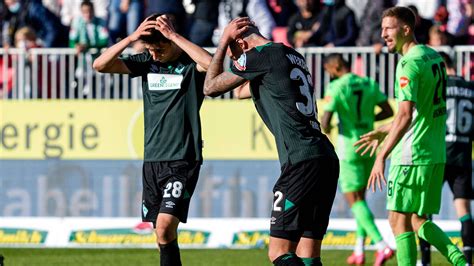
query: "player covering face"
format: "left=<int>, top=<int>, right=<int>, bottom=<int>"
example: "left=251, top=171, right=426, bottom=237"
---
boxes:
left=93, top=14, right=211, bottom=266
left=205, top=18, right=339, bottom=266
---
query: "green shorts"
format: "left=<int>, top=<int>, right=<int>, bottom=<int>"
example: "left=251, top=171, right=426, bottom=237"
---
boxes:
left=387, top=164, right=444, bottom=216
left=339, top=158, right=375, bottom=193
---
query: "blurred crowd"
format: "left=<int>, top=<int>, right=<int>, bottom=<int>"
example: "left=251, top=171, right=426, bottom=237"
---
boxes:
left=1, top=0, right=474, bottom=53
left=1, top=0, right=473, bottom=99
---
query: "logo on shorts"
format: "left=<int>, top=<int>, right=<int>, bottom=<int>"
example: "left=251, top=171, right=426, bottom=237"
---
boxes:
left=402, top=168, right=409, bottom=176
left=270, top=216, right=277, bottom=225
left=142, top=202, right=148, bottom=216
left=165, top=201, right=175, bottom=208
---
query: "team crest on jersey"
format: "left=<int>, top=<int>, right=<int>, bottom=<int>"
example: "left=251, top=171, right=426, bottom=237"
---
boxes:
left=234, top=53, right=247, bottom=71
left=400, top=76, right=410, bottom=89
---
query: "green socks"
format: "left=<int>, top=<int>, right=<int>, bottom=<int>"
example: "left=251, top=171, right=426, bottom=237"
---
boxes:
left=395, top=232, right=417, bottom=266
left=301, top=257, right=322, bottom=266
left=418, top=220, right=467, bottom=266
left=351, top=201, right=383, bottom=243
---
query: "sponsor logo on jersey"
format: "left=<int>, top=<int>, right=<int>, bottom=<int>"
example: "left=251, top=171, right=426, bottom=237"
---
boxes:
left=234, top=53, right=247, bottom=71
left=400, top=77, right=409, bottom=89
left=147, top=73, right=183, bottom=90
left=165, top=201, right=175, bottom=208
left=324, top=96, right=332, bottom=103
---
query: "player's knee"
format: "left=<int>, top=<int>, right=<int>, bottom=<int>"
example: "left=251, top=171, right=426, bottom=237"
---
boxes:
left=268, top=249, right=281, bottom=263
left=389, top=212, right=412, bottom=234
left=155, top=226, right=176, bottom=244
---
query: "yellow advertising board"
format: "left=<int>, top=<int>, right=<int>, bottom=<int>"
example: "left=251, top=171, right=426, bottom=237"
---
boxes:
left=0, top=100, right=278, bottom=160
left=0, top=100, right=398, bottom=160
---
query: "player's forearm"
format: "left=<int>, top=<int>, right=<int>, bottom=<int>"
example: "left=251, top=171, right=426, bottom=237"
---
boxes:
left=169, top=33, right=212, bottom=71
left=203, top=40, right=229, bottom=96
left=93, top=37, right=132, bottom=73
left=376, top=112, right=412, bottom=160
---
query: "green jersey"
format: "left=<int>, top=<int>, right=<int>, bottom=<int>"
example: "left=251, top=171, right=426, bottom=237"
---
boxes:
left=391, top=45, right=447, bottom=165
left=123, top=52, right=205, bottom=162
left=230, top=42, right=337, bottom=165
left=324, top=73, right=387, bottom=161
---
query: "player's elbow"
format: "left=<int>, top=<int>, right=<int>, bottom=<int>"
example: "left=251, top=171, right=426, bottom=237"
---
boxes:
left=203, top=83, right=220, bottom=97
left=92, top=59, right=105, bottom=72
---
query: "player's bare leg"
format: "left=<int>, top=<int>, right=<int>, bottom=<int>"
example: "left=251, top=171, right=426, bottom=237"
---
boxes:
left=156, top=213, right=181, bottom=266
left=268, top=237, right=303, bottom=265
left=296, top=237, right=322, bottom=265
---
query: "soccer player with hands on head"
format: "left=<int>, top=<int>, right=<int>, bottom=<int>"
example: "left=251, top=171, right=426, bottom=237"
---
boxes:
left=205, top=17, right=339, bottom=266
left=93, top=14, right=211, bottom=266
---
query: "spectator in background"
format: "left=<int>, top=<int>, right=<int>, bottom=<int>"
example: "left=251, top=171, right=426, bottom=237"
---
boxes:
left=267, top=0, right=298, bottom=27
left=70, top=1, right=109, bottom=98
left=287, top=0, right=328, bottom=47
left=356, top=0, right=394, bottom=53
left=42, top=0, right=62, bottom=16
left=61, top=0, right=108, bottom=26
left=14, top=26, right=58, bottom=98
left=1, top=0, right=69, bottom=48
left=69, top=1, right=109, bottom=54
left=108, top=0, right=145, bottom=43
left=434, top=4, right=450, bottom=30
left=322, top=0, right=358, bottom=47
left=212, top=0, right=276, bottom=46
left=407, top=5, right=433, bottom=44
left=428, top=24, right=452, bottom=46
left=188, top=0, right=219, bottom=46
left=447, top=0, right=473, bottom=44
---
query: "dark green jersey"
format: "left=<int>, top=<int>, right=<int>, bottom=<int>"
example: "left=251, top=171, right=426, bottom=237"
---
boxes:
left=123, top=52, right=205, bottom=162
left=445, top=75, right=474, bottom=167
left=230, top=42, right=337, bottom=165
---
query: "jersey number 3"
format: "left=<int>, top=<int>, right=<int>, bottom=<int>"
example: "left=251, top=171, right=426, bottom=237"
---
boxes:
left=291, top=68, right=316, bottom=117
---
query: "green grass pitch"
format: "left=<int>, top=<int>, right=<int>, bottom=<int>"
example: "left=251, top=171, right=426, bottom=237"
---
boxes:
left=0, top=248, right=452, bottom=265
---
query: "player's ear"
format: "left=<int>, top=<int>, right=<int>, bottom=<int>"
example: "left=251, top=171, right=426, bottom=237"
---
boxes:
left=236, top=38, right=247, bottom=50
left=403, top=24, right=412, bottom=36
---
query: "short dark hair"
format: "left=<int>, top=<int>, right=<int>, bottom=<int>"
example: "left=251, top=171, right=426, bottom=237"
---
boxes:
left=382, top=6, right=416, bottom=30
left=438, top=51, right=454, bottom=69
left=80, top=0, right=94, bottom=10
left=138, top=13, right=172, bottom=44
left=323, top=53, right=350, bottom=70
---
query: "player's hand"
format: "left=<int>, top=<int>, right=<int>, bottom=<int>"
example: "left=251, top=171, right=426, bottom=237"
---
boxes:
left=367, top=157, right=386, bottom=192
left=222, top=17, right=253, bottom=43
left=128, top=19, right=157, bottom=43
left=353, top=129, right=387, bottom=157
left=155, top=15, right=177, bottom=40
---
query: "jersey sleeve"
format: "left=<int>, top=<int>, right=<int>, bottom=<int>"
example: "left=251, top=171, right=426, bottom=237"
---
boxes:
left=396, top=58, right=421, bottom=103
left=121, top=52, right=154, bottom=78
left=229, top=50, right=268, bottom=81
left=323, top=82, right=338, bottom=112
